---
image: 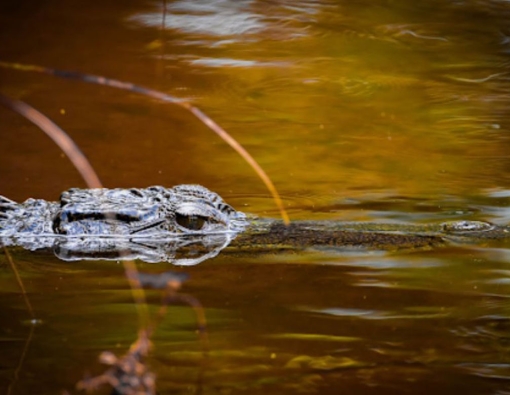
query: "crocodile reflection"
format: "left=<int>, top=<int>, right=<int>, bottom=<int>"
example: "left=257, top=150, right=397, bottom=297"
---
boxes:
left=1, top=184, right=509, bottom=265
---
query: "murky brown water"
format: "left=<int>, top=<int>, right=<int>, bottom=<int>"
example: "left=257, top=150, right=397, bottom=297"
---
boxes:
left=3, top=0, right=510, bottom=393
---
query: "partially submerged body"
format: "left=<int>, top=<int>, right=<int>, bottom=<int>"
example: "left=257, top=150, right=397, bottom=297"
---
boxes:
left=1, top=185, right=508, bottom=264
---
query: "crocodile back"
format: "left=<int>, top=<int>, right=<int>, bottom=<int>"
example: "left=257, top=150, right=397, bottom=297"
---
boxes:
left=0, top=195, right=58, bottom=236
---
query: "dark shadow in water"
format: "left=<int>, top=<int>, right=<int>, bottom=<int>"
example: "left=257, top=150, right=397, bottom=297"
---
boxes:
left=71, top=270, right=207, bottom=395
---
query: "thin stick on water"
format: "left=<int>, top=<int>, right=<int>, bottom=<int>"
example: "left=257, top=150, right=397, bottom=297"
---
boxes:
left=0, top=93, right=150, bottom=329
left=3, top=247, right=34, bottom=320
left=6, top=324, right=35, bottom=395
left=123, top=261, right=150, bottom=328
left=3, top=247, right=36, bottom=395
left=0, top=61, right=290, bottom=224
left=0, top=94, right=102, bottom=189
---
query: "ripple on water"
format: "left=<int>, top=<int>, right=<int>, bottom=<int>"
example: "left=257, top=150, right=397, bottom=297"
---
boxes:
left=375, top=23, right=451, bottom=47
left=303, top=306, right=452, bottom=320
left=458, top=363, right=510, bottom=380
left=129, top=0, right=322, bottom=45
left=227, top=192, right=336, bottom=220
left=130, top=0, right=264, bottom=37
left=451, top=307, right=510, bottom=366
left=186, top=57, right=290, bottom=68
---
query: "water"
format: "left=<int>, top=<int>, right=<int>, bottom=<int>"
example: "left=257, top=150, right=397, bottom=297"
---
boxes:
left=2, top=0, right=510, bottom=393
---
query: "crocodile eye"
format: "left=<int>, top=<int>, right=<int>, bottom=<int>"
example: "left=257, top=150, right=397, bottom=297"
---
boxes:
left=176, top=213, right=207, bottom=231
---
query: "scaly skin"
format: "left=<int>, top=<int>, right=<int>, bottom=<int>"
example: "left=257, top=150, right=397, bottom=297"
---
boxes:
left=1, top=185, right=509, bottom=264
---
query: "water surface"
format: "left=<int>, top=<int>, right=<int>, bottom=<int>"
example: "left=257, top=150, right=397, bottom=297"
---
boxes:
left=2, top=0, right=510, bottom=393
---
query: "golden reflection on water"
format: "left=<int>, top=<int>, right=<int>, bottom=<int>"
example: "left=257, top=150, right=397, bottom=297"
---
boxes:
left=3, top=0, right=510, bottom=394
left=2, top=0, right=510, bottom=206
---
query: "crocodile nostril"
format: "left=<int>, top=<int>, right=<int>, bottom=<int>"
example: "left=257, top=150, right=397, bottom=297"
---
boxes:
left=129, top=188, right=144, bottom=198
left=176, top=213, right=206, bottom=231
left=442, top=220, right=493, bottom=233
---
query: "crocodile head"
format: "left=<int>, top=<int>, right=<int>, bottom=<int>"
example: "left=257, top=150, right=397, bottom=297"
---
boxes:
left=164, top=184, right=248, bottom=234
left=54, top=184, right=248, bottom=237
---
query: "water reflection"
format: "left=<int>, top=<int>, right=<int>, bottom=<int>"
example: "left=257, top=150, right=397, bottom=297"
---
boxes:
left=0, top=234, right=235, bottom=265
left=132, top=0, right=264, bottom=38
left=187, top=57, right=288, bottom=68
left=379, top=24, right=449, bottom=43
left=130, top=0, right=321, bottom=43
left=73, top=269, right=207, bottom=395
left=313, top=306, right=451, bottom=320
left=5, top=0, right=510, bottom=393
left=126, top=0, right=510, bottom=201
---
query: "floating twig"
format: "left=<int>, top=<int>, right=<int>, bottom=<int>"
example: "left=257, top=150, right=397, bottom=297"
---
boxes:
left=0, top=61, right=290, bottom=224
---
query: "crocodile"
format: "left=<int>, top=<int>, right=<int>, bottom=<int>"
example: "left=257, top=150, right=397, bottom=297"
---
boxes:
left=1, top=184, right=509, bottom=265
